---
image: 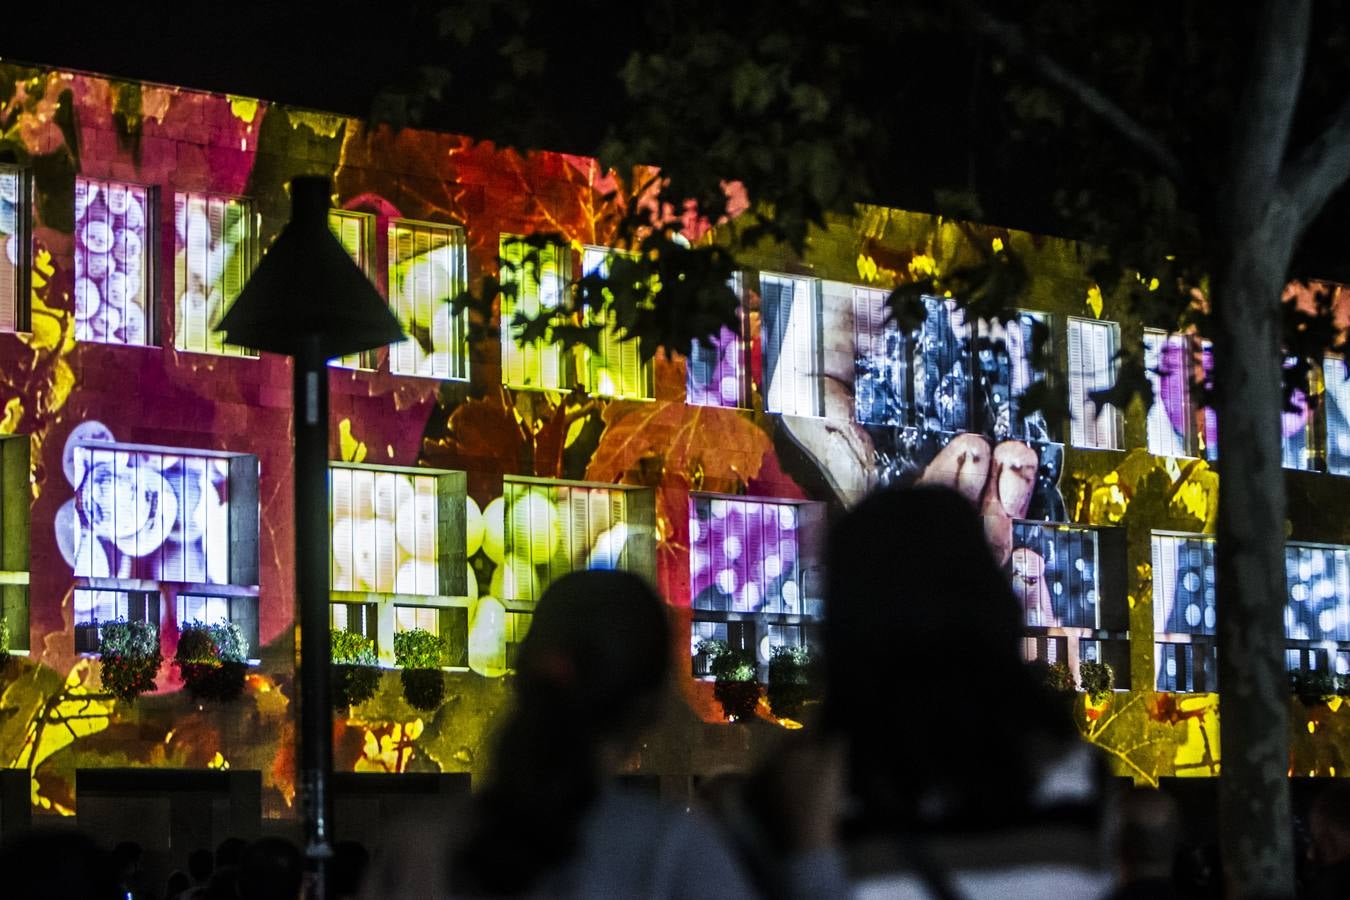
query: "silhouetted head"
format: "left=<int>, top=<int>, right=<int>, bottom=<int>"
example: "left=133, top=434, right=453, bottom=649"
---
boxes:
left=188, top=847, right=214, bottom=883
left=238, top=836, right=302, bottom=900
left=214, top=836, right=246, bottom=869
left=513, top=568, right=671, bottom=738
left=0, top=830, right=120, bottom=899
left=451, top=568, right=671, bottom=895
left=1311, top=781, right=1350, bottom=866
left=1119, top=788, right=1181, bottom=879
left=823, top=485, right=1072, bottom=830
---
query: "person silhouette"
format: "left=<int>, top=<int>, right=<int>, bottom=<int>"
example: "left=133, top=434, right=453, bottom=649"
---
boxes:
left=818, top=484, right=1112, bottom=897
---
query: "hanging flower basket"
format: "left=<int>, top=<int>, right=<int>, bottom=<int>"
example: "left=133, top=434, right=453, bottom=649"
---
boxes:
left=700, top=639, right=761, bottom=723
left=98, top=619, right=162, bottom=702
left=766, top=645, right=817, bottom=722
left=1078, top=660, right=1116, bottom=704
left=331, top=629, right=381, bottom=710
left=1290, top=669, right=1338, bottom=707
left=176, top=621, right=249, bottom=702
left=394, top=628, right=448, bottom=713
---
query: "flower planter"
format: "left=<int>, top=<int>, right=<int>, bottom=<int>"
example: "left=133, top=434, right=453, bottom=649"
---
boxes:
left=400, top=668, right=446, bottom=712
left=333, top=664, right=382, bottom=709
left=714, top=680, right=761, bottom=722
left=98, top=620, right=162, bottom=703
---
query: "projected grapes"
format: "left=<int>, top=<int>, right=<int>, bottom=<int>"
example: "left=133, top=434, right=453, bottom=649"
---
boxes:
left=74, top=178, right=151, bottom=345
left=329, top=468, right=439, bottom=595
left=689, top=496, right=802, bottom=615
left=389, top=221, right=468, bottom=380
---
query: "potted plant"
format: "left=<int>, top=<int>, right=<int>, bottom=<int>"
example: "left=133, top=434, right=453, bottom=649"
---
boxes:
left=1078, top=659, right=1115, bottom=703
left=175, top=621, right=249, bottom=702
left=1040, top=660, right=1077, bottom=695
left=766, top=645, right=816, bottom=722
left=699, top=639, right=761, bottom=723
left=1290, top=668, right=1339, bottom=706
left=394, top=628, right=447, bottom=712
left=0, top=617, right=10, bottom=669
left=98, top=619, right=162, bottom=702
left=332, top=629, right=381, bottom=709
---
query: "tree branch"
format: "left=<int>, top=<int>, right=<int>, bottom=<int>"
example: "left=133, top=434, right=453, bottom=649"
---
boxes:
left=1280, top=91, right=1350, bottom=226
left=952, top=0, right=1184, bottom=183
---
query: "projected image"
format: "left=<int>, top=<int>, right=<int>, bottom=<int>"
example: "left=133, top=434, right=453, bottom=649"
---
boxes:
left=389, top=220, right=468, bottom=380
left=689, top=496, right=803, bottom=615
left=974, top=313, right=1048, bottom=442
left=915, top=296, right=973, bottom=433
left=1145, top=331, right=1192, bottom=456
left=1280, top=364, right=1312, bottom=469
left=74, top=178, right=151, bottom=345
left=330, top=468, right=440, bottom=595
left=56, top=422, right=231, bottom=585
left=0, top=167, right=20, bottom=330
left=1153, top=534, right=1217, bottom=636
left=174, top=192, right=254, bottom=355
left=1010, top=522, right=1099, bottom=628
left=487, top=481, right=635, bottom=604
left=1327, top=356, right=1350, bottom=475
left=1284, top=544, right=1350, bottom=643
left=760, top=274, right=821, bottom=417
left=688, top=325, right=747, bottom=407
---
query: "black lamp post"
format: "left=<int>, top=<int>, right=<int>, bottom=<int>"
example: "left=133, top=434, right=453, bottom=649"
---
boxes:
left=217, top=175, right=403, bottom=898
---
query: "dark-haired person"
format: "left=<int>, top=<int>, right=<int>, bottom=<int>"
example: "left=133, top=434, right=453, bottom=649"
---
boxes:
left=818, top=485, right=1113, bottom=897
left=1306, top=781, right=1350, bottom=898
left=361, top=570, right=760, bottom=898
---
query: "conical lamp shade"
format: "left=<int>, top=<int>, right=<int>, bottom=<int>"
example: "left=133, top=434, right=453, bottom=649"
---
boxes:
left=216, top=176, right=405, bottom=359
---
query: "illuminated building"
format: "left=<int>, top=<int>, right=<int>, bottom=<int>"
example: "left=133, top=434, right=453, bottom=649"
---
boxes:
left=1, top=61, right=1349, bottom=821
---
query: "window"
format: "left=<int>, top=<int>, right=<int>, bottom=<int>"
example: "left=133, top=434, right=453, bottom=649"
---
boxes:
left=759, top=273, right=823, bottom=417
left=1144, top=329, right=1193, bottom=457
left=853, top=286, right=906, bottom=426
left=500, top=236, right=567, bottom=389
left=175, top=594, right=259, bottom=660
left=74, top=588, right=156, bottom=654
left=331, top=601, right=377, bottom=641
left=1199, top=340, right=1217, bottom=461
left=329, top=465, right=462, bottom=596
left=173, top=192, right=257, bottom=355
left=578, top=246, right=652, bottom=399
left=975, top=313, right=1050, bottom=441
left=1281, top=357, right=1315, bottom=471
left=1326, top=355, right=1350, bottom=475
left=0, top=435, right=29, bottom=653
left=389, top=219, right=469, bottom=380
left=497, top=479, right=654, bottom=604
left=62, top=436, right=260, bottom=655
left=1013, top=521, right=1127, bottom=687
left=0, top=165, right=29, bottom=332
left=329, top=209, right=378, bottom=370
left=1067, top=318, right=1121, bottom=449
left=74, top=178, right=153, bottom=345
left=70, top=447, right=239, bottom=584
left=689, top=494, right=824, bottom=677
left=1284, top=543, right=1350, bottom=678
left=687, top=274, right=750, bottom=408
left=1152, top=533, right=1218, bottom=692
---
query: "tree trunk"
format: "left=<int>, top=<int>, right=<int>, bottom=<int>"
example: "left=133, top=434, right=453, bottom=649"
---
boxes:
left=1213, top=207, right=1298, bottom=898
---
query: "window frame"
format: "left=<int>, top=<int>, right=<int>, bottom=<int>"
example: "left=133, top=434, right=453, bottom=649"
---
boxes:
left=576, top=245, right=654, bottom=400
left=1066, top=316, right=1122, bottom=450
left=0, top=163, right=32, bottom=333
left=686, top=273, right=751, bottom=409
left=499, top=235, right=569, bottom=391
left=387, top=217, right=470, bottom=381
left=172, top=190, right=259, bottom=357
left=1151, top=530, right=1218, bottom=692
left=73, top=176, right=158, bottom=347
left=758, top=272, right=824, bottom=418
left=328, top=208, right=380, bottom=371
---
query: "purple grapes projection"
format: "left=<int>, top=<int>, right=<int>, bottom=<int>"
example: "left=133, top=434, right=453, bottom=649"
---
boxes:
left=689, top=497, right=801, bottom=615
left=687, top=326, right=746, bottom=407
left=74, top=179, right=150, bottom=345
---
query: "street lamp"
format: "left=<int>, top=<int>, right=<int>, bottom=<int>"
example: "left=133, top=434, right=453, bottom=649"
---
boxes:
left=217, top=175, right=403, bottom=898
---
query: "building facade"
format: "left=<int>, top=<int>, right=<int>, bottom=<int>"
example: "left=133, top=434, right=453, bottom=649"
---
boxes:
left=1, top=62, right=1349, bottom=818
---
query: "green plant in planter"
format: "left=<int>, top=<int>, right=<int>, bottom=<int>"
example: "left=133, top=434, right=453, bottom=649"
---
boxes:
left=332, top=629, right=381, bottom=709
left=98, top=619, right=161, bottom=702
left=175, top=621, right=249, bottom=702
left=0, top=617, right=10, bottom=668
left=1042, top=660, right=1077, bottom=694
left=700, top=639, right=760, bottom=722
left=766, top=645, right=816, bottom=722
left=1078, top=660, right=1115, bottom=703
left=394, top=628, right=447, bottom=712
left=1289, top=668, right=1339, bottom=705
